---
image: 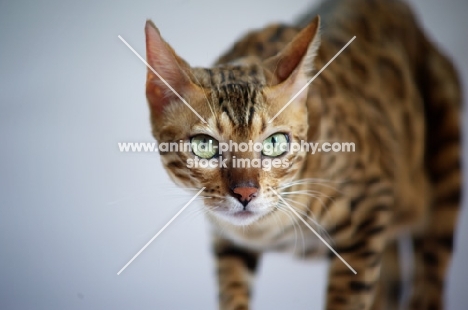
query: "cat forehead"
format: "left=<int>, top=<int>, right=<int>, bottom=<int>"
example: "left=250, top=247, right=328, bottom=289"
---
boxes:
left=215, top=82, right=265, bottom=130
left=190, top=65, right=269, bottom=131
left=192, top=64, right=267, bottom=88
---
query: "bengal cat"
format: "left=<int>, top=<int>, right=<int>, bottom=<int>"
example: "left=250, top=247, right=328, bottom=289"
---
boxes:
left=143, top=0, right=462, bottom=309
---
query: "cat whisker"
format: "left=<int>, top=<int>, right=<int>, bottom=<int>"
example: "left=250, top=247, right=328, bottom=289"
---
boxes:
left=281, top=189, right=339, bottom=226
left=264, top=197, right=307, bottom=254
left=279, top=195, right=333, bottom=248
left=281, top=196, right=321, bottom=228
left=275, top=202, right=306, bottom=255
left=279, top=180, right=344, bottom=194
left=280, top=190, right=329, bottom=197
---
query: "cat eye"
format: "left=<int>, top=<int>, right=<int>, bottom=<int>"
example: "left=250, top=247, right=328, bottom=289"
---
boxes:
left=262, top=133, right=289, bottom=157
left=190, top=134, right=219, bottom=159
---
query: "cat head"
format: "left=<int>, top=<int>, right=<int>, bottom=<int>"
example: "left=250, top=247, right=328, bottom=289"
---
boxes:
left=145, top=17, right=321, bottom=226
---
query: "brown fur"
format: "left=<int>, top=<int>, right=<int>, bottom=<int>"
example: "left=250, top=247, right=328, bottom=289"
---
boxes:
left=144, top=0, right=462, bottom=309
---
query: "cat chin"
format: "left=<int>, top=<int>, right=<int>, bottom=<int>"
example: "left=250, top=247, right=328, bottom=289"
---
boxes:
left=209, top=209, right=267, bottom=227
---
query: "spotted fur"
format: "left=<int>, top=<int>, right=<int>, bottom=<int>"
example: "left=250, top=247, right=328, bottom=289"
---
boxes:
left=144, top=0, right=462, bottom=309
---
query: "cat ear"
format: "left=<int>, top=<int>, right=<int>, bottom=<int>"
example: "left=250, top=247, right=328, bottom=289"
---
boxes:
left=145, top=20, right=201, bottom=114
left=263, top=16, right=321, bottom=102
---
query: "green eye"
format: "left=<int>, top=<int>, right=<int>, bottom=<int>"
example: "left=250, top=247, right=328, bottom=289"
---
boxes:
left=262, top=133, right=288, bottom=157
left=190, top=134, right=219, bottom=159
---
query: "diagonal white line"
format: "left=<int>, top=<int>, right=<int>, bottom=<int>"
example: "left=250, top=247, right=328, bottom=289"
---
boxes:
left=268, top=36, right=356, bottom=123
left=117, top=187, right=205, bottom=275
left=118, top=35, right=207, bottom=124
left=271, top=188, right=357, bottom=274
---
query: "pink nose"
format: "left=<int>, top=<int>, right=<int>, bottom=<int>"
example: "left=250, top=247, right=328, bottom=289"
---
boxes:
left=232, top=187, right=258, bottom=206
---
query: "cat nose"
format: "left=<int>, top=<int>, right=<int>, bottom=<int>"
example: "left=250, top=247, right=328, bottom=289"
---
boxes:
left=232, top=186, right=258, bottom=207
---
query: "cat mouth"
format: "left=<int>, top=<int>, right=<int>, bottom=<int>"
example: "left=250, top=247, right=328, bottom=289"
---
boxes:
left=231, top=210, right=255, bottom=219
left=213, top=208, right=266, bottom=226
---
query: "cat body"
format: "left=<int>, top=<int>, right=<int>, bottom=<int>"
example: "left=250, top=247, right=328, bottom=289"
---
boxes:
left=144, top=0, right=462, bottom=309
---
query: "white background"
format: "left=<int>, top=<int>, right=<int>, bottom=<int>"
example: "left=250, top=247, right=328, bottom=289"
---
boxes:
left=0, top=0, right=467, bottom=309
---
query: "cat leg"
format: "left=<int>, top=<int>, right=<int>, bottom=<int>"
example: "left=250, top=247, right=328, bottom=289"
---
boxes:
left=408, top=38, right=462, bottom=310
left=371, top=239, right=402, bottom=310
left=409, top=232, right=453, bottom=310
left=409, top=211, right=458, bottom=310
left=213, top=237, right=260, bottom=310
left=326, top=192, right=393, bottom=310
